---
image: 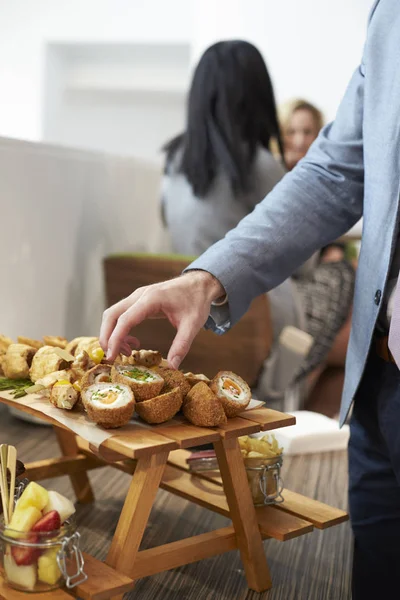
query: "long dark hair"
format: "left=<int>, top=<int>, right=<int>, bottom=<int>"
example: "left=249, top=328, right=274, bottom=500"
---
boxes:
left=163, top=40, right=284, bottom=198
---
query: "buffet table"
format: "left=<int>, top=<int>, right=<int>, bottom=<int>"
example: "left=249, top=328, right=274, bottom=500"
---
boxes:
left=0, top=395, right=348, bottom=599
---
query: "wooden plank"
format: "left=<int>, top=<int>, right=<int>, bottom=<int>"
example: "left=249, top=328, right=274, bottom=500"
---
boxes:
left=148, top=415, right=221, bottom=448
left=161, top=465, right=313, bottom=542
left=106, top=451, right=169, bottom=577
left=168, top=449, right=348, bottom=530
left=54, top=427, right=94, bottom=504
left=76, top=553, right=134, bottom=600
left=217, top=417, right=261, bottom=439
left=0, top=395, right=69, bottom=430
left=100, top=426, right=179, bottom=459
left=275, top=489, right=349, bottom=529
left=239, top=408, right=296, bottom=431
left=131, top=527, right=238, bottom=579
left=0, top=577, right=72, bottom=599
left=214, top=437, right=271, bottom=592
left=25, top=455, right=103, bottom=482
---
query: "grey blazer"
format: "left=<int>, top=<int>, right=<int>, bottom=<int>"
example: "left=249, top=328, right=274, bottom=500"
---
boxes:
left=189, top=0, right=391, bottom=426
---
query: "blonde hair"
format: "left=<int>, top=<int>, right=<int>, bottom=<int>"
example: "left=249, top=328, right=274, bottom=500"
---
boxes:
left=279, top=98, right=324, bottom=134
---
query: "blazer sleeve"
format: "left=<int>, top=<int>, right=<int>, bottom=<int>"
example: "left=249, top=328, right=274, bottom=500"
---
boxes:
left=188, top=61, right=366, bottom=330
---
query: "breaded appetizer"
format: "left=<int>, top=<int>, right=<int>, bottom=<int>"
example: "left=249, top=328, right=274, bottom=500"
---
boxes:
left=0, top=334, right=13, bottom=353
left=17, top=336, right=43, bottom=350
left=156, top=366, right=191, bottom=399
left=29, top=346, right=71, bottom=383
left=2, top=343, right=37, bottom=379
left=81, top=364, right=112, bottom=389
left=135, top=387, right=183, bottom=424
left=42, top=335, right=68, bottom=349
left=65, top=336, right=98, bottom=356
left=70, top=351, right=95, bottom=381
left=50, top=380, right=79, bottom=410
left=131, top=349, right=162, bottom=368
left=183, top=382, right=227, bottom=427
left=81, top=382, right=135, bottom=428
left=184, top=372, right=211, bottom=388
left=209, top=371, right=251, bottom=417
left=111, top=365, right=164, bottom=401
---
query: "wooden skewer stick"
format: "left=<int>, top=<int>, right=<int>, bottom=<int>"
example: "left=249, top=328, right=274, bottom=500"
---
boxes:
left=0, top=445, right=9, bottom=525
left=7, top=446, right=17, bottom=522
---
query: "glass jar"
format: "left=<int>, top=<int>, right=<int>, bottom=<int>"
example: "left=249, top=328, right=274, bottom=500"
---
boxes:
left=244, top=455, right=284, bottom=506
left=0, top=515, right=87, bottom=593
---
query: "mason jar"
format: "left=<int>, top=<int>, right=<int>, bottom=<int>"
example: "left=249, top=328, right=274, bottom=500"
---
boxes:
left=244, top=454, right=284, bottom=506
left=0, top=515, right=87, bottom=593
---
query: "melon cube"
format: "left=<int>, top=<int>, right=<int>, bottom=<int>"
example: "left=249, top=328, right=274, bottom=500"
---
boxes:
left=38, top=547, right=62, bottom=586
left=4, top=552, right=37, bottom=591
left=43, top=491, right=75, bottom=524
left=7, top=506, right=42, bottom=538
left=16, top=482, right=49, bottom=511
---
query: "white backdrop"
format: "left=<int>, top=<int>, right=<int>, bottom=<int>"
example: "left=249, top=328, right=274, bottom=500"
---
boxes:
left=0, top=136, right=163, bottom=341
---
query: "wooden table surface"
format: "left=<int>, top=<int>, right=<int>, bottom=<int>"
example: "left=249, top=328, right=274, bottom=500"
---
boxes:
left=0, top=406, right=352, bottom=600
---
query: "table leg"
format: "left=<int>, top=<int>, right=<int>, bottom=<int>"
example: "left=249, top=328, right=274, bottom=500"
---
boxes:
left=214, top=437, right=272, bottom=592
left=106, top=451, right=169, bottom=583
left=54, top=427, right=94, bottom=504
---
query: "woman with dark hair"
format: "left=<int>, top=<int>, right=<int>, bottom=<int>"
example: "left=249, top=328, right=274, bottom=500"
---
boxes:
left=161, top=40, right=354, bottom=417
left=161, top=40, right=286, bottom=254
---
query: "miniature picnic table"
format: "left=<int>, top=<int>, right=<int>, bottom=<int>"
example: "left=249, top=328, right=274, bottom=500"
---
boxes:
left=0, top=395, right=348, bottom=600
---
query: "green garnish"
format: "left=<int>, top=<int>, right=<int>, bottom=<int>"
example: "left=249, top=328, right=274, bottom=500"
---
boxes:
left=121, top=367, right=155, bottom=382
left=0, top=377, right=33, bottom=398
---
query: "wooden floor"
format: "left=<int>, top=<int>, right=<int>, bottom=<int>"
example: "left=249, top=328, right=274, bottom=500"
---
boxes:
left=0, top=406, right=352, bottom=600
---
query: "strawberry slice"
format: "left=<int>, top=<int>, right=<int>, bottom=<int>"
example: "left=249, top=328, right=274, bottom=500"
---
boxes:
left=11, top=534, right=40, bottom=566
left=31, top=510, right=61, bottom=533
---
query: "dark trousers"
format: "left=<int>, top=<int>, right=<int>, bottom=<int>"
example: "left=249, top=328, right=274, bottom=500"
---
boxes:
left=349, top=351, right=400, bottom=599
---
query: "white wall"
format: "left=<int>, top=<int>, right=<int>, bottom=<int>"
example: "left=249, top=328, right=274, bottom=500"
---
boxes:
left=0, top=0, right=374, bottom=146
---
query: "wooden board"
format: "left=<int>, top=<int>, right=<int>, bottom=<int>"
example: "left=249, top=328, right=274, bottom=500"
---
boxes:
left=217, top=417, right=261, bottom=438
left=239, top=408, right=296, bottom=431
left=146, top=415, right=221, bottom=448
left=167, top=449, right=348, bottom=530
left=161, top=465, right=313, bottom=541
left=100, top=426, right=179, bottom=459
left=76, top=553, right=134, bottom=600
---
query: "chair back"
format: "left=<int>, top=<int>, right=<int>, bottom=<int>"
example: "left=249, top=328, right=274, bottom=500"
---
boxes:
left=103, top=254, right=273, bottom=387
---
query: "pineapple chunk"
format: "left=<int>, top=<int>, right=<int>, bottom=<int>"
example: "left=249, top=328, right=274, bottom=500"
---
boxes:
left=38, top=547, right=62, bottom=586
left=43, top=490, right=76, bottom=524
left=7, top=506, right=42, bottom=538
left=16, top=482, right=49, bottom=511
left=4, top=552, right=37, bottom=590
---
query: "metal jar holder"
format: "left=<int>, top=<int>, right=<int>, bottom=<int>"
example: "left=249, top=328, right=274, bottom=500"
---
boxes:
left=244, top=455, right=284, bottom=506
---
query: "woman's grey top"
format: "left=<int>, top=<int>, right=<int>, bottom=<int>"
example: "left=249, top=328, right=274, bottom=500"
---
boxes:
left=162, top=146, right=307, bottom=340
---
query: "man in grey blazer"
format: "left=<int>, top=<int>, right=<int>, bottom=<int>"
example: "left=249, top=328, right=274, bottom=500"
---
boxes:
left=101, top=0, right=398, bottom=595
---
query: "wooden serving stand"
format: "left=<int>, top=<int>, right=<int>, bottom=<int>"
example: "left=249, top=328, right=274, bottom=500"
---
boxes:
left=0, top=396, right=348, bottom=600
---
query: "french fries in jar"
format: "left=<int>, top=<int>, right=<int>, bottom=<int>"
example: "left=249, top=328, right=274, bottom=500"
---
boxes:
left=239, top=434, right=284, bottom=505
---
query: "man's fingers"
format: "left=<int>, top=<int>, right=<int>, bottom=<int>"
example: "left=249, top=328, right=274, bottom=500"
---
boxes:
left=107, top=296, right=161, bottom=360
left=99, top=290, right=144, bottom=351
left=167, top=317, right=201, bottom=369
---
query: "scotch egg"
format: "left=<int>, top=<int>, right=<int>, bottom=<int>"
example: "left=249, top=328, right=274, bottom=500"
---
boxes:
left=209, top=371, right=251, bottom=417
left=111, top=365, right=164, bottom=401
left=81, top=382, right=135, bottom=428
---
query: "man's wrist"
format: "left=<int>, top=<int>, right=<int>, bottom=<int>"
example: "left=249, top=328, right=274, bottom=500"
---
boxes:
left=183, top=269, right=226, bottom=303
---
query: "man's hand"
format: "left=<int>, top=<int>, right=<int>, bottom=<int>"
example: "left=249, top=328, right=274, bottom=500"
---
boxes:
left=99, top=270, right=225, bottom=368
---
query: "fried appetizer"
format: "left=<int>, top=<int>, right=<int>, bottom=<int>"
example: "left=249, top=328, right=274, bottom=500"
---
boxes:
left=81, top=364, right=112, bottom=389
left=135, top=387, right=183, bottom=424
left=81, top=382, right=135, bottom=428
left=65, top=336, right=98, bottom=356
left=70, top=351, right=95, bottom=381
left=183, top=382, right=227, bottom=427
left=35, top=370, right=72, bottom=389
left=42, top=335, right=68, bottom=349
left=184, top=372, right=211, bottom=388
left=111, top=365, right=164, bottom=401
left=209, top=371, right=251, bottom=417
left=49, top=381, right=79, bottom=410
left=0, top=334, right=13, bottom=353
left=17, top=336, right=43, bottom=350
left=29, top=346, right=70, bottom=383
left=131, top=349, right=162, bottom=368
left=3, top=343, right=37, bottom=379
left=156, top=366, right=191, bottom=399
left=0, top=353, right=5, bottom=377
